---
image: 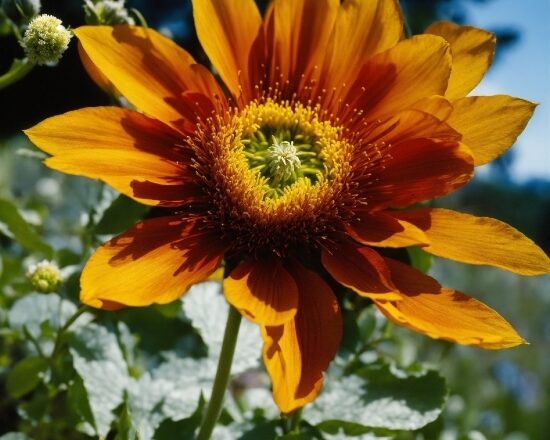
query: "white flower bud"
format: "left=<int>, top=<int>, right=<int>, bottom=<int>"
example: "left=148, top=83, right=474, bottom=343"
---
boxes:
left=83, top=0, right=134, bottom=26
left=21, top=14, right=72, bottom=66
left=27, top=260, right=63, bottom=293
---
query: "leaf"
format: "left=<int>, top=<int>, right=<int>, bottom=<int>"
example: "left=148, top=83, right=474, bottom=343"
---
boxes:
left=183, top=282, right=262, bottom=375
left=8, top=293, right=92, bottom=354
left=69, top=323, right=130, bottom=438
left=0, top=198, right=52, bottom=257
left=6, top=356, right=49, bottom=398
left=154, top=398, right=204, bottom=440
left=94, top=194, right=149, bottom=235
left=305, top=363, right=447, bottom=432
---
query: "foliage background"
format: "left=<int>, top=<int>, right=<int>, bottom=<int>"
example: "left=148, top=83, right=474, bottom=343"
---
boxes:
left=1, top=0, right=548, bottom=439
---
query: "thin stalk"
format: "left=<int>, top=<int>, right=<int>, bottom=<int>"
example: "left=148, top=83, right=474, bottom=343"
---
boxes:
left=0, top=58, right=35, bottom=90
left=197, top=305, right=242, bottom=440
left=288, top=407, right=303, bottom=433
left=50, top=306, right=88, bottom=359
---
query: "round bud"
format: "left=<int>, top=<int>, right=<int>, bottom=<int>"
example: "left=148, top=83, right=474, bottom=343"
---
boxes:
left=21, top=14, right=72, bottom=66
left=1, top=0, right=41, bottom=23
left=27, top=260, right=63, bottom=293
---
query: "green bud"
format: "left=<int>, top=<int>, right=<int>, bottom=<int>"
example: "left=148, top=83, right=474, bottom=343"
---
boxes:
left=83, top=0, right=134, bottom=26
left=1, top=0, right=41, bottom=23
left=27, top=260, right=63, bottom=293
left=21, top=14, right=72, bottom=66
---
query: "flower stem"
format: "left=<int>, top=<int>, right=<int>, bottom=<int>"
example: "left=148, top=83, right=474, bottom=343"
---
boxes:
left=288, top=407, right=303, bottom=433
left=197, top=305, right=242, bottom=440
left=0, top=58, right=35, bottom=90
left=50, top=306, right=88, bottom=359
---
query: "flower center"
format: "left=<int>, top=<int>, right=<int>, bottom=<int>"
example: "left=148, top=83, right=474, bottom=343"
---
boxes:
left=239, top=100, right=333, bottom=198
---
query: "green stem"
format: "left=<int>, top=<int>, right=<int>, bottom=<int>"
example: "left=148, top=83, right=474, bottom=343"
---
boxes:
left=197, top=305, right=242, bottom=440
left=0, top=58, right=35, bottom=90
left=288, top=407, right=303, bottom=433
left=50, top=306, right=89, bottom=359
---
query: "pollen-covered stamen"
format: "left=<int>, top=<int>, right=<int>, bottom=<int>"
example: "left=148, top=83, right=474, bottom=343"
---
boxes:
left=266, top=137, right=301, bottom=184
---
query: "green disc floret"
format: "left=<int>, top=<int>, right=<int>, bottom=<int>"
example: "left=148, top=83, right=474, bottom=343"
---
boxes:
left=243, top=125, right=326, bottom=197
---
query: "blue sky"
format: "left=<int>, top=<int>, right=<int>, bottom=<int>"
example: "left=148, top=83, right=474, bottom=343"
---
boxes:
left=463, top=0, right=550, bottom=181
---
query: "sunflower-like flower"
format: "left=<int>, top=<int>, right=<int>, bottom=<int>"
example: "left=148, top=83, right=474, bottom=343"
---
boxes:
left=26, top=0, right=549, bottom=414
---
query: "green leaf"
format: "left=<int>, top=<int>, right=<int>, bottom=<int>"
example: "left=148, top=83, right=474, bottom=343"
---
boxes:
left=67, top=375, right=96, bottom=432
left=69, top=323, right=129, bottom=438
left=154, top=397, right=204, bottom=440
left=6, top=356, right=49, bottom=398
left=8, top=293, right=92, bottom=347
left=93, top=194, right=149, bottom=235
left=407, top=246, right=432, bottom=274
left=0, top=198, right=52, bottom=257
left=305, top=363, right=447, bottom=432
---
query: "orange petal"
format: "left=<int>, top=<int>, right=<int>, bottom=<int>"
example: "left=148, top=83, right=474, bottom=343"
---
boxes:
left=25, top=107, right=202, bottom=207
left=223, top=258, right=298, bottom=326
left=192, top=0, right=261, bottom=98
left=78, top=41, right=117, bottom=95
left=392, top=208, right=550, bottom=276
left=426, top=21, right=495, bottom=100
left=320, top=0, right=403, bottom=88
left=262, top=261, right=342, bottom=413
left=340, top=35, right=451, bottom=121
left=365, top=139, right=473, bottom=209
left=75, top=26, right=224, bottom=126
left=373, top=258, right=526, bottom=349
left=81, top=217, right=224, bottom=309
left=447, top=95, right=536, bottom=166
left=271, top=0, right=339, bottom=89
left=345, top=211, right=428, bottom=248
left=321, top=241, right=399, bottom=298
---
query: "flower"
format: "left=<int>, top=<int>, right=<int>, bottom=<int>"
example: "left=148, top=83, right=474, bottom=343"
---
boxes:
left=21, top=14, right=72, bottom=65
left=25, top=0, right=549, bottom=414
left=27, top=259, right=63, bottom=293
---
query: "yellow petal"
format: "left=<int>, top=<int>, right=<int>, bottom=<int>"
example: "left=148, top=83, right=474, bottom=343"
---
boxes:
left=392, top=208, right=550, bottom=276
left=25, top=107, right=201, bottom=207
left=374, top=258, right=526, bottom=349
left=447, top=95, right=536, bottom=165
left=81, top=218, right=224, bottom=309
left=192, top=0, right=261, bottom=97
left=223, top=258, right=298, bottom=326
left=341, top=34, right=451, bottom=121
left=262, top=262, right=342, bottom=413
left=321, top=0, right=403, bottom=88
left=75, top=26, right=223, bottom=126
left=426, top=21, right=495, bottom=100
left=410, top=95, right=454, bottom=121
left=78, top=41, right=117, bottom=95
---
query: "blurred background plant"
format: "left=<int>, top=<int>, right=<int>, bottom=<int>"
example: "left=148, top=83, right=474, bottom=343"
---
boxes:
left=0, top=0, right=548, bottom=439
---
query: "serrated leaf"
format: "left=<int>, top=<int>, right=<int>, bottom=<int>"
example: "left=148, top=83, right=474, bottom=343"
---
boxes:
left=305, top=363, right=447, bottom=432
left=0, top=198, right=52, bottom=257
left=6, top=356, right=49, bottom=398
left=69, top=323, right=129, bottom=437
left=183, top=282, right=262, bottom=375
left=8, top=293, right=92, bottom=354
left=94, top=194, right=149, bottom=235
